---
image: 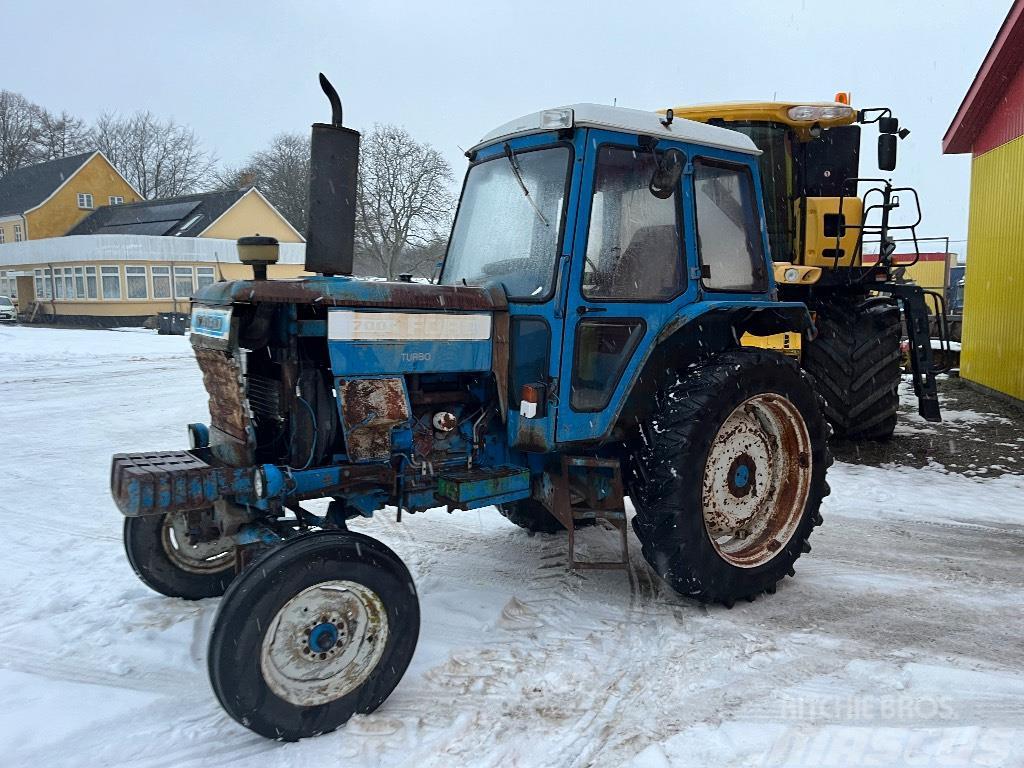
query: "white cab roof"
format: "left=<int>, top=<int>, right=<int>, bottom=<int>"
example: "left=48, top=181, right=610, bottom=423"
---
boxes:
left=472, top=103, right=761, bottom=155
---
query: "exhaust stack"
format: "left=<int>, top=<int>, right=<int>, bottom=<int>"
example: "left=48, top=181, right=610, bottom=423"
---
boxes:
left=305, top=74, right=360, bottom=276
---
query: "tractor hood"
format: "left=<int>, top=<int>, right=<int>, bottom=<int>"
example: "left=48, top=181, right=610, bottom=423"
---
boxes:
left=193, top=276, right=507, bottom=312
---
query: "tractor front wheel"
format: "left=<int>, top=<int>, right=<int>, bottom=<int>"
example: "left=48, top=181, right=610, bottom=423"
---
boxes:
left=123, top=512, right=236, bottom=599
left=207, top=530, right=419, bottom=740
left=630, top=348, right=830, bottom=605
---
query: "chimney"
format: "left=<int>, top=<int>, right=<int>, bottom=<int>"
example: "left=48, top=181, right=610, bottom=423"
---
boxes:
left=304, top=74, right=360, bottom=276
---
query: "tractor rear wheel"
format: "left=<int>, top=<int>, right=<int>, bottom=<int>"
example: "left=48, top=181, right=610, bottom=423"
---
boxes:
left=629, top=348, right=830, bottom=605
left=123, top=512, right=235, bottom=600
left=207, top=530, right=419, bottom=740
left=499, top=499, right=565, bottom=534
left=498, top=499, right=597, bottom=534
left=802, top=294, right=902, bottom=440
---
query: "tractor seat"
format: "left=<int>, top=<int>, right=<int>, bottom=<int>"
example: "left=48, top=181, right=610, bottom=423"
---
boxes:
left=609, top=225, right=681, bottom=297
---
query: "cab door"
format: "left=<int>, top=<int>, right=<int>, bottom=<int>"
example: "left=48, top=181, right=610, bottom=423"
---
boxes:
left=555, top=130, right=695, bottom=443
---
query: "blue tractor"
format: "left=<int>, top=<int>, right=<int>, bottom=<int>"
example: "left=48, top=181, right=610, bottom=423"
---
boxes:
left=112, top=78, right=830, bottom=740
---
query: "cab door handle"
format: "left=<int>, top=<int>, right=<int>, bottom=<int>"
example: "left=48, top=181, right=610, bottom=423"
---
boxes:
left=577, top=305, right=607, bottom=315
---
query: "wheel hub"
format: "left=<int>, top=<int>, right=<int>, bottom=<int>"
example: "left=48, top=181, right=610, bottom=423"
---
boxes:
left=701, top=394, right=812, bottom=568
left=260, top=580, right=389, bottom=706
left=727, top=454, right=756, bottom=498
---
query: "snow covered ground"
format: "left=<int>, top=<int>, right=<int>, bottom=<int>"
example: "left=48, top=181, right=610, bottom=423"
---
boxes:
left=1, top=325, right=1023, bottom=767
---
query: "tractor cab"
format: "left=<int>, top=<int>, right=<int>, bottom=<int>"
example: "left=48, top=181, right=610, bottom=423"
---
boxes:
left=441, top=104, right=807, bottom=449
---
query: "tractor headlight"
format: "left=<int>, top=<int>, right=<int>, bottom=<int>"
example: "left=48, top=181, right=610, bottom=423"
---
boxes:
left=252, top=467, right=265, bottom=499
left=187, top=422, right=209, bottom=449
left=540, top=108, right=574, bottom=130
left=784, top=267, right=801, bottom=283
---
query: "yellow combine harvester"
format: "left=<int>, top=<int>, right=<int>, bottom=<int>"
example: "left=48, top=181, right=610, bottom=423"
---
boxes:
left=670, top=97, right=942, bottom=439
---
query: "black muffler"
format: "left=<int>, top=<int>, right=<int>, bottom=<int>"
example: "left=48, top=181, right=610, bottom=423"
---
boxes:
left=305, top=74, right=360, bottom=276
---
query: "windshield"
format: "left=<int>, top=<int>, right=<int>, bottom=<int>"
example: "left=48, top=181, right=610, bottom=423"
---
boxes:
left=0, top=297, right=12, bottom=307
left=715, top=121, right=793, bottom=263
left=442, top=145, right=570, bottom=300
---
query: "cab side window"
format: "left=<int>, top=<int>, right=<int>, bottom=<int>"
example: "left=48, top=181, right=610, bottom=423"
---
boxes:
left=693, top=160, right=768, bottom=293
left=583, top=146, right=683, bottom=300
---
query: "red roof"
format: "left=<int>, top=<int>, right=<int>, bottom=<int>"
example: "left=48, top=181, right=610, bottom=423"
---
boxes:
left=943, top=0, right=1024, bottom=155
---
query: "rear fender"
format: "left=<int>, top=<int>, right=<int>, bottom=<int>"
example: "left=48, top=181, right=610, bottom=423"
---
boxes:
left=612, top=301, right=812, bottom=443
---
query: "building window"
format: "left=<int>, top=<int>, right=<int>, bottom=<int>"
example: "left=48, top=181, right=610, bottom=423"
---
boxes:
left=109, top=196, right=124, bottom=205
left=175, top=215, right=203, bottom=236
left=174, top=266, right=194, bottom=298
left=126, top=265, right=148, bottom=299
left=101, top=266, right=121, bottom=300
left=85, top=266, right=97, bottom=299
left=77, top=193, right=94, bottom=209
left=0, top=271, right=8, bottom=296
left=63, top=267, right=75, bottom=300
left=0, top=228, right=5, bottom=244
left=75, top=267, right=85, bottom=298
left=196, top=266, right=216, bottom=290
left=54, top=269, right=65, bottom=300
left=151, top=266, right=171, bottom=299
left=13, top=223, right=23, bottom=242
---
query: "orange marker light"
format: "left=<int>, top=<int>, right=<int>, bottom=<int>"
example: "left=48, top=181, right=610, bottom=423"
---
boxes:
left=834, top=91, right=851, bottom=105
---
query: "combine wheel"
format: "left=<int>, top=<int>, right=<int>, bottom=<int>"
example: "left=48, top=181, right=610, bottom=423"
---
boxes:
left=207, top=531, right=419, bottom=740
left=123, top=512, right=235, bottom=599
left=630, top=348, right=830, bottom=605
left=803, top=294, right=902, bottom=440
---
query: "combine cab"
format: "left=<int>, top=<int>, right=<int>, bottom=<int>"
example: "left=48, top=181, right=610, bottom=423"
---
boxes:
left=671, top=98, right=944, bottom=439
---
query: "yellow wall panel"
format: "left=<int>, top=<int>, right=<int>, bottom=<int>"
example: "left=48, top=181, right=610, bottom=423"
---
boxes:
left=961, top=135, right=1024, bottom=402
left=200, top=191, right=303, bottom=243
left=24, top=154, right=142, bottom=240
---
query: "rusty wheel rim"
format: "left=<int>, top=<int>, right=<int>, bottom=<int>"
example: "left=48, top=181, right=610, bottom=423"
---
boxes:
left=160, top=514, right=234, bottom=575
left=260, top=580, right=390, bottom=707
left=701, top=393, right=811, bottom=568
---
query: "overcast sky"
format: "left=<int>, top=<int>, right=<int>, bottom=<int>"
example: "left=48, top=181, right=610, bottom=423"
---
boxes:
left=3, top=0, right=1011, bottom=254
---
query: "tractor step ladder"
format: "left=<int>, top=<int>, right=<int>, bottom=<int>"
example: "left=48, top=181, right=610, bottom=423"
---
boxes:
left=552, top=456, right=629, bottom=571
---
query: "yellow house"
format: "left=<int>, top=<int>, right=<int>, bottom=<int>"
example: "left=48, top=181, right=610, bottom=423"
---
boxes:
left=0, top=151, right=142, bottom=243
left=0, top=186, right=307, bottom=325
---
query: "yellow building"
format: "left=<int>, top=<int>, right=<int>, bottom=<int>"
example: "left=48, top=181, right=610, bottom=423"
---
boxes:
left=943, top=0, right=1024, bottom=403
left=0, top=151, right=142, bottom=243
left=0, top=187, right=307, bottom=325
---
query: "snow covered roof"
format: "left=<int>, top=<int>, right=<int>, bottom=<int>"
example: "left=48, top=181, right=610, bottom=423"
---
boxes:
left=472, top=103, right=760, bottom=155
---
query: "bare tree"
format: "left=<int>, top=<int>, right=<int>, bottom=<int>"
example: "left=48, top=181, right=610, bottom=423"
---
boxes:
left=217, top=133, right=310, bottom=232
left=355, top=124, right=454, bottom=279
left=93, top=111, right=214, bottom=198
left=0, top=90, right=42, bottom=175
left=34, top=109, right=92, bottom=161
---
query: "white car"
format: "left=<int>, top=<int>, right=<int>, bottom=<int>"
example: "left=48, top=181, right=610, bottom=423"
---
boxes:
left=0, top=296, right=17, bottom=323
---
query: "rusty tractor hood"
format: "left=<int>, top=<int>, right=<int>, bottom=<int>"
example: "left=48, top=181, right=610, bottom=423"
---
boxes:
left=193, top=276, right=507, bottom=312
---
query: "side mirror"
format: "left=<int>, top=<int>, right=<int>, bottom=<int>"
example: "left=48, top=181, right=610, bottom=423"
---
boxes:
left=878, top=134, right=897, bottom=171
left=649, top=148, right=685, bottom=199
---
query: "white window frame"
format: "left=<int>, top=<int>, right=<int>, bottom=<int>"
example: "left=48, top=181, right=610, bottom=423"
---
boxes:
left=101, top=265, right=121, bottom=300
left=174, top=266, right=194, bottom=298
left=196, top=266, right=216, bottom=291
left=108, top=195, right=124, bottom=206
left=85, top=266, right=98, bottom=299
left=63, top=267, right=75, bottom=300
left=151, top=265, right=171, bottom=299
left=125, top=265, right=148, bottom=300
left=0, top=228, right=5, bottom=244
left=77, top=192, right=94, bottom=209
left=13, top=223, right=23, bottom=242
left=74, top=267, right=85, bottom=299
